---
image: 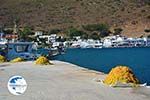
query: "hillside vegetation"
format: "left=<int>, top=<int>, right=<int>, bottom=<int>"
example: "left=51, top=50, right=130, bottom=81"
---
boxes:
left=0, top=0, right=150, bottom=37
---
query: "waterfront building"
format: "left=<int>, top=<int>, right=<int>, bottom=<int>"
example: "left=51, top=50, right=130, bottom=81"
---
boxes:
left=102, top=35, right=150, bottom=48
left=70, top=39, right=102, bottom=48
left=103, top=39, right=112, bottom=47
left=35, top=31, right=43, bottom=36
left=38, top=34, right=58, bottom=44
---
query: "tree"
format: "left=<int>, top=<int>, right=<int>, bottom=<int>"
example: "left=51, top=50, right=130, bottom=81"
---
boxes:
left=49, top=29, right=61, bottom=34
left=147, top=35, right=150, bottom=38
left=89, top=32, right=100, bottom=40
left=144, top=29, right=150, bottom=33
left=82, top=23, right=109, bottom=32
left=100, top=30, right=110, bottom=38
left=82, top=23, right=110, bottom=38
left=19, top=26, right=32, bottom=41
left=56, top=36, right=66, bottom=42
left=81, top=33, right=88, bottom=39
left=67, top=27, right=86, bottom=38
left=114, top=28, right=123, bottom=35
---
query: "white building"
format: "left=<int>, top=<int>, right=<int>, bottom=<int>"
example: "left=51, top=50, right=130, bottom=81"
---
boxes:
left=49, top=34, right=57, bottom=43
left=102, top=35, right=128, bottom=47
left=71, top=39, right=102, bottom=48
left=38, top=34, right=58, bottom=44
left=35, top=31, right=43, bottom=36
left=103, top=39, right=112, bottom=47
left=0, top=32, right=4, bottom=41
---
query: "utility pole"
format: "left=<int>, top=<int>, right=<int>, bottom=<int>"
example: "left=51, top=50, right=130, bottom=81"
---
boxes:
left=12, top=19, right=19, bottom=42
left=13, top=19, right=18, bottom=34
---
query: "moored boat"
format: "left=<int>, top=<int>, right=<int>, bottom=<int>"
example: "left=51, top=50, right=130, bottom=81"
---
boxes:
left=0, top=42, right=40, bottom=60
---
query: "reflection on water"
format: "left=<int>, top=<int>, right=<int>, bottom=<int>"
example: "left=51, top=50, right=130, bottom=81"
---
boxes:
left=54, top=48, right=150, bottom=85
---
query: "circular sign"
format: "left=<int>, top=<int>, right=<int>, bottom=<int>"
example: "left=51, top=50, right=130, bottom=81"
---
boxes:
left=7, top=75, right=27, bottom=95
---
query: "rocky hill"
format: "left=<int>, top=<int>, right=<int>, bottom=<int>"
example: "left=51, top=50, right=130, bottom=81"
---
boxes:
left=0, top=0, right=150, bottom=37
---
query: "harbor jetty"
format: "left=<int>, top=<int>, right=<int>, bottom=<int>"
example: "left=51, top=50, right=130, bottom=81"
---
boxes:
left=0, top=61, right=150, bottom=100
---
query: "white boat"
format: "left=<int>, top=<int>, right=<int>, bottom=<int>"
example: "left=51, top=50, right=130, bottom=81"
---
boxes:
left=71, top=42, right=81, bottom=48
left=71, top=40, right=103, bottom=48
left=80, top=41, right=93, bottom=48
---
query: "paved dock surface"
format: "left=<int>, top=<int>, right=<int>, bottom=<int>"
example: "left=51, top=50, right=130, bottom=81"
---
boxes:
left=0, top=61, right=150, bottom=100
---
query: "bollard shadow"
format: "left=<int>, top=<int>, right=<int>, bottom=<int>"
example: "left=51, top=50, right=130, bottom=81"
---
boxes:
left=0, top=64, right=10, bottom=68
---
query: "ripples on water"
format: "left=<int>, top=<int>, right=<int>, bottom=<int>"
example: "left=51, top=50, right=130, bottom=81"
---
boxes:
left=54, top=47, right=150, bottom=85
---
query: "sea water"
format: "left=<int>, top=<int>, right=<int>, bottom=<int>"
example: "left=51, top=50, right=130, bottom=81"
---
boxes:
left=54, top=47, right=150, bottom=85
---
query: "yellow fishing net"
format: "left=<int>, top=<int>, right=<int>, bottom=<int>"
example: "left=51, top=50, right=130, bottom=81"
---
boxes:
left=103, top=66, right=139, bottom=86
left=10, top=57, right=24, bottom=63
left=0, top=55, right=6, bottom=63
left=35, top=56, right=52, bottom=65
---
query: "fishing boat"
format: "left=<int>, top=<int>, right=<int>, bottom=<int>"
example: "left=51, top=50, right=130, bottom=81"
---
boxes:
left=36, top=47, right=59, bottom=57
left=0, top=42, right=40, bottom=60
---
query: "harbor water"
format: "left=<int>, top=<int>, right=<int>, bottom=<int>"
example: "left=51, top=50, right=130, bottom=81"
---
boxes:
left=54, top=47, right=150, bottom=85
